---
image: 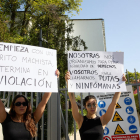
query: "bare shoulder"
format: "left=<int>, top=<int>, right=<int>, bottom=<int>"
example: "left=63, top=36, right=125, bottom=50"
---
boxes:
left=0, top=110, right=7, bottom=123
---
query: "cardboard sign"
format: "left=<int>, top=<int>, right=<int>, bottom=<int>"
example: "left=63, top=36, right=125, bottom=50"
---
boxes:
left=0, top=42, right=58, bottom=92
left=97, top=85, right=140, bottom=140
left=68, top=51, right=126, bottom=92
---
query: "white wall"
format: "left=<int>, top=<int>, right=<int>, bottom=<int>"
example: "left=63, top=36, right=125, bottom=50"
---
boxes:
left=70, top=19, right=106, bottom=51
left=69, top=19, right=107, bottom=97
left=0, top=124, right=3, bottom=140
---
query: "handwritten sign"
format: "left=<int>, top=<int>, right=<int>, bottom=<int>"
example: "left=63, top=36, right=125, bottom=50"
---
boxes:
left=0, top=42, right=58, bottom=92
left=68, top=51, right=126, bottom=92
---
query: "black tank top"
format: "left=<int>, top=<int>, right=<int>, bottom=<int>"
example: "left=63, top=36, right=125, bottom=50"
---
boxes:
left=79, top=116, right=104, bottom=140
left=1, top=112, right=33, bottom=140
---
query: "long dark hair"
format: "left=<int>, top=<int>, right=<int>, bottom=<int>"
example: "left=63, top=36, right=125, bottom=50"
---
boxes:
left=83, top=95, right=97, bottom=106
left=9, top=94, right=37, bottom=137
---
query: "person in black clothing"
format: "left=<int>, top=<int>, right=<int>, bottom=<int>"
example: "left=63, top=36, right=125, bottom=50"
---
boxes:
left=65, top=71, right=127, bottom=140
left=0, top=69, right=60, bottom=140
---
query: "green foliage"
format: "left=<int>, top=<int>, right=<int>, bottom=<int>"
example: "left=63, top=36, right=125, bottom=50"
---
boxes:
left=0, top=0, right=83, bottom=37
left=125, top=71, right=140, bottom=83
left=60, top=93, right=75, bottom=137
left=134, top=94, right=140, bottom=113
left=0, top=0, right=86, bottom=87
left=125, top=71, right=140, bottom=91
left=61, top=109, right=75, bottom=137
left=75, top=95, right=81, bottom=101
left=76, top=96, right=87, bottom=116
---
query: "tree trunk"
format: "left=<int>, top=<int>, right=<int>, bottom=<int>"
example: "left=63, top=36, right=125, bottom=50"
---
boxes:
left=20, top=0, right=31, bottom=36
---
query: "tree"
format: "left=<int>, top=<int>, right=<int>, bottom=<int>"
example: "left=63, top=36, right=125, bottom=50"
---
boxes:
left=0, top=0, right=83, bottom=36
left=0, top=0, right=86, bottom=86
left=125, top=71, right=140, bottom=83
left=125, top=71, right=140, bottom=91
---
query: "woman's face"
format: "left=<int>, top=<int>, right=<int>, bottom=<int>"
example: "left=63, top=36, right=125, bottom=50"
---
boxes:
left=13, top=97, right=28, bottom=115
left=85, top=99, right=97, bottom=115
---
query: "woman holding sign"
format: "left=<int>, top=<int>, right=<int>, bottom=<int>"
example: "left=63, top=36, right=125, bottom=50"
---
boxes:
left=65, top=71, right=126, bottom=140
left=0, top=69, right=59, bottom=140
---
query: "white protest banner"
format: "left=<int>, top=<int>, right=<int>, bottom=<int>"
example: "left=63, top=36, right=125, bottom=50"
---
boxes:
left=0, top=42, right=57, bottom=92
left=68, top=51, right=126, bottom=92
left=96, top=85, right=140, bottom=140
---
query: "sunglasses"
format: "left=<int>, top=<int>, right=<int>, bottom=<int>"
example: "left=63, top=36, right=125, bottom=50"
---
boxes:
left=86, top=103, right=97, bottom=108
left=14, top=102, right=28, bottom=106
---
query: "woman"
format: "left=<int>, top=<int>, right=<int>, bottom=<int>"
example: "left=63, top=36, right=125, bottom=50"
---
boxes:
left=0, top=69, right=60, bottom=140
left=65, top=71, right=127, bottom=140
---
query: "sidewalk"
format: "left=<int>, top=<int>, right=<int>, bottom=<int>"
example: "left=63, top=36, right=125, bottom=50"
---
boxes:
left=69, top=131, right=81, bottom=140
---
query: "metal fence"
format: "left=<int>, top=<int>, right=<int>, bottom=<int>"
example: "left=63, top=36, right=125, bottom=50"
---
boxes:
left=0, top=69, right=140, bottom=140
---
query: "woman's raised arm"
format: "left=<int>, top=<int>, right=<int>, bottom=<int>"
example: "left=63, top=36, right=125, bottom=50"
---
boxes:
left=33, top=92, right=52, bottom=123
left=33, top=69, right=60, bottom=123
left=101, top=74, right=127, bottom=127
left=0, top=98, right=7, bottom=123
left=65, top=71, right=83, bottom=129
